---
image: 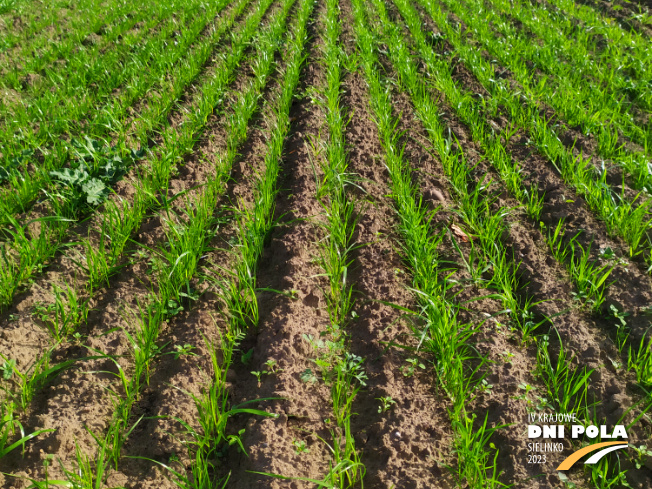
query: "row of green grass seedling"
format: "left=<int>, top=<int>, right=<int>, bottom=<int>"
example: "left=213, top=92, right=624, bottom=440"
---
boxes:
left=350, top=0, right=507, bottom=486
left=372, top=0, right=539, bottom=340
left=0, top=0, right=165, bottom=94
left=378, top=2, right=652, bottom=482
left=78, top=0, right=274, bottom=293
left=546, top=0, right=652, bottom=63
left=0, top=0, right=280, bottom=468
left=215, top=1, right=314, bottom=333
left=0, top=0, right=190, bottom=127
left=423, top=0, right=652, bottom=223
left=484, top=0, right=652, bottom=114
left=153, top=0, right=318, bottom=486
left=409, top=0, right=652, bottom=322
left=4, top=0, right=276, bottom=328
left=443, top=0, right=652, bottom=191
left=0, top=0, right=233, bottom=216
left=300, top=0, right=366, bottom=484
left=371, top=3, right=652, bottom=484
left=0, top=0, right=125, bottom=60
left=0, top=0, right=258, bottom=310
left=0, top=344, right=76, bottom=465
left=377, top=0, right=590, bottom=353
left=366, top=0, right=585, bottom=481
left=396, top=1, right=612, bottom=311
left=401, top=0, right=652, bottom=396
left=405, top=0, right=652, bottom=268
left=531, top=328, right=648, bottom=486
left=394, top=0, right=639, bottom=336
left=26, top=1, right=302, bottom=485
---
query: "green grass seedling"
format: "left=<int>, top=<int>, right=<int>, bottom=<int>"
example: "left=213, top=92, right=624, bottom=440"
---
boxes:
left=452, top=413, right=509, bottom=489
left=101, top=193, right=147, bottom=267
left=42, top=282, right=90, bottom=342
left=535, top=331, right=593, bottom=418
left=354, top=0, right=517, bottom=484
left=566, top=240, right=615, bottom=312
left=0, top=350, right=75, bottom=411
left=628, top=334, right=652, bottom=391
left=0, top=405, right=54, bottom=459
left=545, top=222, right=615, bottom=312
left=0, top=215, right=69, bottom=309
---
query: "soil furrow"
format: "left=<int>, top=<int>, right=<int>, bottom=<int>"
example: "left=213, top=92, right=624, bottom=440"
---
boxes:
left=411, top=0, right=652, bottom=327
left=218, top=4, right=345, bottom=486
left=342, top=66, right=457, bottom=488
left=0, top=4, right=294, bottom=484
left=106, top=5, right=306, bottom=486
left=372, top=0, right=652, bottom=485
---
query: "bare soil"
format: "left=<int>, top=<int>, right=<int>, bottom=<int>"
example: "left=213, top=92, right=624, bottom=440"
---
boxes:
left=0, top=0, right=651, bottom=488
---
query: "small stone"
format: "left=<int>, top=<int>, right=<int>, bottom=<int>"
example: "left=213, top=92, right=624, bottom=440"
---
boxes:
left=431, top=189, right=445, bottom=202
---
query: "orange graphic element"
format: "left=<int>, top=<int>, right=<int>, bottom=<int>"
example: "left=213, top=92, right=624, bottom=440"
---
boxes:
left=557, top=441, right=626, bottom=470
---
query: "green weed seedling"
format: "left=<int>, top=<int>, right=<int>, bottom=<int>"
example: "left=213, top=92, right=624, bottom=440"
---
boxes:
left=376, top=396, right=397, bottom=413
left=48, top=138, right=143, bottom=219
left=1, top=359, right=16, bottom=381
left=251, top=371, right=263, bottom=385
left=264, top=359, right=281, bottom=375
left=401, top=357, right=425, bottom=377
left=513, top=382, right=539, bottom=411
left=300, top=368, right=318, bottom=384
left=173, top=344, right=197, bottom=360
left=241, top=348, right=254, bottom=366
left=631, top=445, right=652, bottom=470
left=293, top=439, right=310, bottom=455
left=252, top=359, right=282, bottom=386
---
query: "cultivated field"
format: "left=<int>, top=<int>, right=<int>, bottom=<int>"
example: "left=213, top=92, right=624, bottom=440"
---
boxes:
left=0, top=0, right=651, bottom=487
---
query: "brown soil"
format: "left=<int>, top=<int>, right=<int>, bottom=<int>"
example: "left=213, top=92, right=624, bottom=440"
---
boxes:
left=381, top=0, right=652, bottom=487
left=1, top=0, right=652, bottom=488
left=446, top=0, right=652, bottom=196
left=0, top=3, right=287, bottom=486
left=574, top=0, right=652, bottom=36
left=338, top=70, right=455, bottom=489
